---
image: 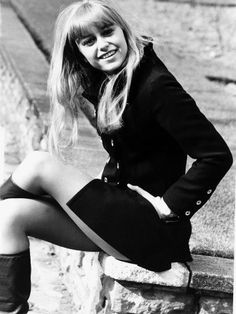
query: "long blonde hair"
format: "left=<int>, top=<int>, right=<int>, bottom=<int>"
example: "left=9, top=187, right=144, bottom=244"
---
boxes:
left=48, top=0, right=148, bottom=156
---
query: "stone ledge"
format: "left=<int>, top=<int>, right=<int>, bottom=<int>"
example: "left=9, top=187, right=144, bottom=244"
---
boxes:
left=100, top=254, right=190, bottom=288
left=101, top=254, right=234, bottom=295
left=189, top=254, right=234, bottom=294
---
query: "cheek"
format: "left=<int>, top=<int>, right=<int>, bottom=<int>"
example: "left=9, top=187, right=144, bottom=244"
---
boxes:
left=78, top=46, right=93, bottom=63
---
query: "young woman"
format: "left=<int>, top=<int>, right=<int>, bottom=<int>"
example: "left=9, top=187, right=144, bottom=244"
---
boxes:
left=0, top=0, right=233, bottom=312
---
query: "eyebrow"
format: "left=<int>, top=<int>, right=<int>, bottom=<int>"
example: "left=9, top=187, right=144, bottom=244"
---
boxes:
left=79, top=33, right=92, bottom=40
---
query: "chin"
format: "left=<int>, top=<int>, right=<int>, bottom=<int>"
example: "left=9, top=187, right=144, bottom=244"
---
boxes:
left=105, top=62, right=125, bottom=75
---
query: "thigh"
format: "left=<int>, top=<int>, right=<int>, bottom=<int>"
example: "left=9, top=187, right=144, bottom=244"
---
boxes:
left=11, top=152, right=129, bottom=260
left=12, top=151, right=93, bottom=206
left=39, top=156, right=130, bottom=261
left=2, top=198, right=100, bottom=251
left=41, top=157, right=92, bottom=207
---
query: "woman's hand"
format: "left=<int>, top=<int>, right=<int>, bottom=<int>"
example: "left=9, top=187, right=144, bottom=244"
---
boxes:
left=127, top=183, right=177, bottom=220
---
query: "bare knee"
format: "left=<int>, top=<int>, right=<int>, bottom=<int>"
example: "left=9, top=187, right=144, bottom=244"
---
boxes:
left=12, top=151, right=52, bottom=193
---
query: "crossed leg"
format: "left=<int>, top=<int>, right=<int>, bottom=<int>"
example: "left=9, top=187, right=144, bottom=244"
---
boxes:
left=0, top=151, right=128, bottom=260
left=0, top=198, right=100, bottom=254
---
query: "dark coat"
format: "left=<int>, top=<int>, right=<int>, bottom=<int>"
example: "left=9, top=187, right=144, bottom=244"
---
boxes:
left=83, top=43, right=233, bottom=220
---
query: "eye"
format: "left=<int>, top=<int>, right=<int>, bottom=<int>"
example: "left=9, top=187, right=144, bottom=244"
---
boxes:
left=80, top=36, right=95, bottom=47
left=102, top=27, right=114, bottom=37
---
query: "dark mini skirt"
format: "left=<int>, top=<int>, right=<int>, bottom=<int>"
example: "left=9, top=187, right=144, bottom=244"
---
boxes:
left=0, top=177, right=192, bottom=272
left=66, top=179, right=192, bottom=272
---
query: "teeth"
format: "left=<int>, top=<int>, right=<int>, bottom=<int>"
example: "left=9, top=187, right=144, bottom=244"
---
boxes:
left=101, top=50, right=116, bottom=59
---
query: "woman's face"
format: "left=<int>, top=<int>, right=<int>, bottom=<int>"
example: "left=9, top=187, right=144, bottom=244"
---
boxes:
left=76, top=23, right=128, bottom=75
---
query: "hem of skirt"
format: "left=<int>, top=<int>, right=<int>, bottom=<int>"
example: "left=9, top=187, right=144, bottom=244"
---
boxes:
left=66, top=180, right=131, bottom=261
left=66, top=179, right=102, bottom=207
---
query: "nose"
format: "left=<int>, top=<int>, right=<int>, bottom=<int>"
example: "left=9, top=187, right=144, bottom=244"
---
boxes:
left=97, top=36, right=109, bottom=51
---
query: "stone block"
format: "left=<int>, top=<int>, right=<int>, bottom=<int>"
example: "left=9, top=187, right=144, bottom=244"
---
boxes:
left=101, top=254, right=190, bottom=287
left=198, top=296, right=233, bottom=314
left=189, top=255, right=233, bottom=294
left=55, top=248, right=106, bottom=314
left=103, top=279, right=196, bottom=314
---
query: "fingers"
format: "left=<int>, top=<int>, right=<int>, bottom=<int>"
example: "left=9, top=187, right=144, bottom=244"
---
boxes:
left=127, top=184, right=144, bottom=193
left=127, top=184, right=149, bottom=197
left=127, top=184, right=163, bottom=219
left=127, top=184, right=154, bottom=203
left=127, top=183, right=139, bottom=192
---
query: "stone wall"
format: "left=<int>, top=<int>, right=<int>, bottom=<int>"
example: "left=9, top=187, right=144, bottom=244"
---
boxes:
left=50, top=249, right=233, bottom=313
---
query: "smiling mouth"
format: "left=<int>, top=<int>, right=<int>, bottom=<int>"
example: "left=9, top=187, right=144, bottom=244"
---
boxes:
left=99, top=50, right=117, bottom=59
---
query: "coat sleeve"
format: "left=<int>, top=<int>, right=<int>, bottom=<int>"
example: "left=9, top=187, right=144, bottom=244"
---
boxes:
left=151, top=73, right=233, bottom=219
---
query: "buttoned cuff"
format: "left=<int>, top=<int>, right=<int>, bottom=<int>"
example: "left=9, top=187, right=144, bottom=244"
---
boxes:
left=163, top=187, right=215, bottom=219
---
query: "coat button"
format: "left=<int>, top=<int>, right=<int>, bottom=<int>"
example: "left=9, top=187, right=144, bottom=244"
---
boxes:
left=207, top=189, right=212, bottom=194
left=196, top=200, right=202, bottom=205
left=185, top=211, right=191, bottom=216
left=104, top=177, right=108, bottom=183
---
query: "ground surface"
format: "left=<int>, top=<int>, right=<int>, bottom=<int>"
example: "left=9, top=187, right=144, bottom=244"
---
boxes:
left=3, top=0, right=236, bottom=254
